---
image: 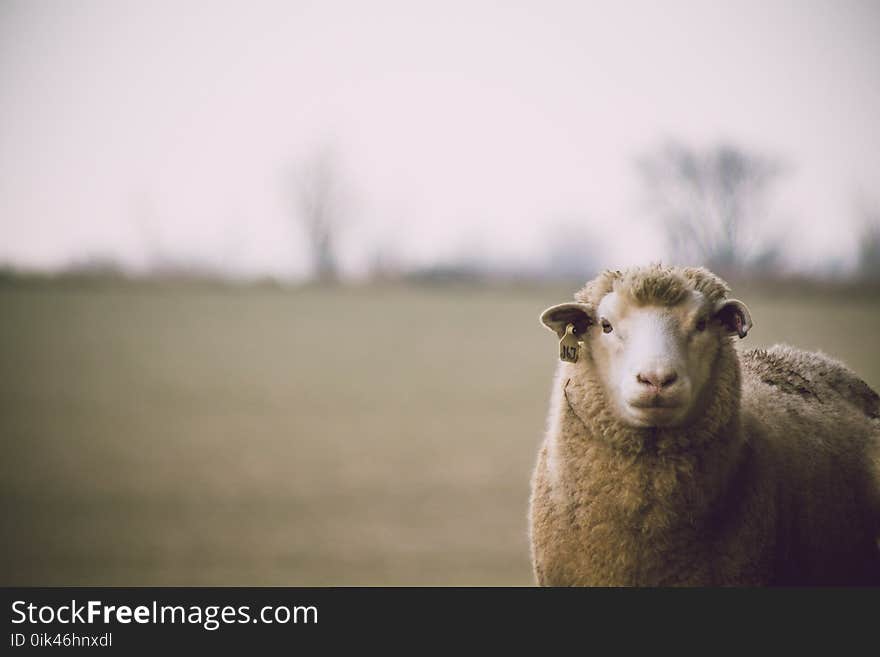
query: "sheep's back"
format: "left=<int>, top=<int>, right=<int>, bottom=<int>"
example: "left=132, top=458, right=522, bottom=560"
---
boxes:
left=739, top=344, right=880, bottom=584
left=741, top=344, right=879, bottom=418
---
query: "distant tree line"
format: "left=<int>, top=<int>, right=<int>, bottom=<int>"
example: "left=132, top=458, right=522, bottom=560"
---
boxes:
left=10, top=140, right=879, bottom=286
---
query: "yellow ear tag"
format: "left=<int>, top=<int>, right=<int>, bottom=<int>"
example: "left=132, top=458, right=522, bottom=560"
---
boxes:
left=559, top=323, right=580, bottom=363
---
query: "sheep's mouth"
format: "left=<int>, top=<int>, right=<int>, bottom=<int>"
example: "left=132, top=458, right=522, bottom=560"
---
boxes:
left=628, top=397, right=682, bottom=410
left=624, top=402, right=687, bottom=428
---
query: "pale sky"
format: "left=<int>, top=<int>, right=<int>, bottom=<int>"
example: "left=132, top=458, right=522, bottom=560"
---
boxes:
left=2, top=0, right=879, bottom=277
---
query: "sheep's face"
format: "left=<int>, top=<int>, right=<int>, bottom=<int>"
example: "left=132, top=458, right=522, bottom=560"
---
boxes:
left=542, top=291, right=751, bottom=429
left=592, top=291, right=718, bottom=428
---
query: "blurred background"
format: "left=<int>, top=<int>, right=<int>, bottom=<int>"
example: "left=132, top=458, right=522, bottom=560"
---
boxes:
left=1, top=0, right=879, bottom=585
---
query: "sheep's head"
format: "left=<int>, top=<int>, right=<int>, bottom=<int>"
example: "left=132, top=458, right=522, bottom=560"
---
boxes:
left=541, top=265, right=752, bottom=429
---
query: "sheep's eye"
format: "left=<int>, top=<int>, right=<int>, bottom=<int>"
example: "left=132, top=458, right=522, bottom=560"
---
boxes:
left=695, top=318, right=707, bottom=332
left=601, top=319, right=613, bottom=334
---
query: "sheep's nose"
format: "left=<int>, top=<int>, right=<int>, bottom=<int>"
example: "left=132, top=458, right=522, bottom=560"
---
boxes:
left=636, top=370, right=678, bottom=390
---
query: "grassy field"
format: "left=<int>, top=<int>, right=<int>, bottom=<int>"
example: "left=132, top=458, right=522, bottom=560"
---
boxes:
left=1, top=279, right=878, bottom=585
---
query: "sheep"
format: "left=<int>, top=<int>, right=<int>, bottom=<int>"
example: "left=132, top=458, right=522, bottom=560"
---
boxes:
left=529, top=264, right=880, bottom=586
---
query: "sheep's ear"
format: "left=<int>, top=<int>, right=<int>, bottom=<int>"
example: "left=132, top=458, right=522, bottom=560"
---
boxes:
left=540, top=303, right=594, bottom=338
left=714, top=298, right=753, bottom=338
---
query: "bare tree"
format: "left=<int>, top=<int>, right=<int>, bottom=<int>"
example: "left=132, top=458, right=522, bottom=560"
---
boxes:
left=637, top=142, right=785, bottom=278
left=292, top=147, right=349, bottom=282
